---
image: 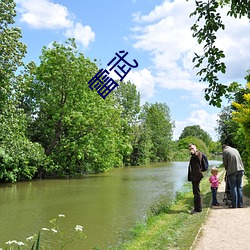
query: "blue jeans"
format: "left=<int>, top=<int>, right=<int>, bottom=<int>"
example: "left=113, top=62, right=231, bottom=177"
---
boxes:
left=228, top=170, right=244, bottom=208
left=211, top=187, right=218, bottom=205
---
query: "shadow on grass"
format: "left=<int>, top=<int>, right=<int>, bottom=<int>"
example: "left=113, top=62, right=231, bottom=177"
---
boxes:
left=149, top=190, right=213, bottom=216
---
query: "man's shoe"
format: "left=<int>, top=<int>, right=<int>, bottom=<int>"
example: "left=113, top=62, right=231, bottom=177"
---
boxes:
left=228, top=205, right=236, bottom=208
left=190, top=209, right=201, bottom=214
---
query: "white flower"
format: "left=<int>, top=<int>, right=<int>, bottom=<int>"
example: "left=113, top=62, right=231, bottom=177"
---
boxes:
left=6, top=240, right=17, bottom=245
left=42, top=228, right=50, bottom=231
left=58, top=214, right=65, bottom=217
left=26, top=236, right=34, bottom=241
left=5, top=240, right=24, bottom=246
left=75, top=225, right=83, bottom=231
left=17, top=242, right=25, bottom=246
left=51, top=228, right=58, bottom=233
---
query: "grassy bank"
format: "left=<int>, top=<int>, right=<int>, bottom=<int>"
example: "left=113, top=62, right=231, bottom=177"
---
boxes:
left=111, top=169, right=225, bottom=250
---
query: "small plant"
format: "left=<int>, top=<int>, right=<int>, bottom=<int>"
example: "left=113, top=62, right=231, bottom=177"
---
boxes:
left=1, top=214, right=86, bottom=249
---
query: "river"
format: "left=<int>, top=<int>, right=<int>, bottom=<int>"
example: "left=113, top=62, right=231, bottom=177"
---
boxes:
left=0, top=160, right=222, bottom=249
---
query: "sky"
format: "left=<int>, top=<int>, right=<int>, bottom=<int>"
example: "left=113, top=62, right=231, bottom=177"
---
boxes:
left=13, top=0, right=250, bottom=141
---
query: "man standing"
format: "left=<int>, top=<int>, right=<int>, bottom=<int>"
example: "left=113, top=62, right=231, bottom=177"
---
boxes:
left=222, top=144, right=244, bottom=208
left=188, top=143, right=204, bottom=214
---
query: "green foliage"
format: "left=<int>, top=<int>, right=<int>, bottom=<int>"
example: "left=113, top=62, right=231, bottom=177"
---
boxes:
left=0, top=0, right=48, bottom=182
left=113, top=80, right=140, bottom=123
left=23, top=39, right=127, bottom=175
left=215, top=72, right=250, bottom=177
left=0, top=108, right=50, bottom=182
left=113, top=81, right=141, bottom=165
left=0, top=0, right=27, bottom=108
left=189, top=0, right=250, bottom=107
left=230, top=78, right=250, bottom=177
left=31, top=231, right=40, bottom=250
left=139, top=102, right=174, bottom=163
left=209, top=141, right=222, bottom=154
left=178, top=136, right=209, bottom=156
left=179, top=125, right=212, bottom=146
left=216, top=106, right=240, bottom=147
left=129, top=123, right=153, bottom=165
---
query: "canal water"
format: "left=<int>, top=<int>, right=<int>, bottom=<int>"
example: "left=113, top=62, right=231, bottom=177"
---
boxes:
left=0, top=160, right=221, bottom=249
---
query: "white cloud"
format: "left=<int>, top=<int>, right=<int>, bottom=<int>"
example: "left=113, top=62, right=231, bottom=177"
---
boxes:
left=130, top=0, right=250, bottom=97
left=126, top=68, right=156, bottom=103
left=16, top=0, right=73, bottom=29
left=173, top=110, right=219, bottom=141
left=132, top=1, right=175, bottom=23
left=65, top=22, right=95, bottom=48
left=215, top=7, right=250, bottom=81
left=130, top=0, right=203, bottom=98
left=16, top=0, right=95, bottom=49
left=109, top=68, right=155, bottom=104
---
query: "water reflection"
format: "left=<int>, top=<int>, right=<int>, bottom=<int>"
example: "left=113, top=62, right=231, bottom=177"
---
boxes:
left=0, top=160, right=221, bottom=249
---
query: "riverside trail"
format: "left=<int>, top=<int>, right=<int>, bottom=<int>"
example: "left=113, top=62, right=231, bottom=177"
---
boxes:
left=192, top=173, right=250, bottom=250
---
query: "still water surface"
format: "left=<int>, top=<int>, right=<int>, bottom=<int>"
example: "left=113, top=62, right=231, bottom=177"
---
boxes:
left=0, top=160, right=221, bottom=249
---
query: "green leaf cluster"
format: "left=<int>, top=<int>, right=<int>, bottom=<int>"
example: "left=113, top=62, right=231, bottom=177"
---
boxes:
left=189, top=0, right=250, bottom=107
left=216, top=72, right=250, bottom=176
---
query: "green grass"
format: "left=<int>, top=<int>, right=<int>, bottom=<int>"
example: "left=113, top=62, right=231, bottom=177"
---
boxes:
left=111, top=170, right=225, bottom=250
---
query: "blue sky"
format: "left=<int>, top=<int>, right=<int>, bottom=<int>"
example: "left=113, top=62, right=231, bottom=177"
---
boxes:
left=14, top=0, right=250, bottom=141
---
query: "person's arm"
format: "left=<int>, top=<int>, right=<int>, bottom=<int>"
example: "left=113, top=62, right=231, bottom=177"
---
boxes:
left=210, top=176, right=217, bottom=185
left=222, top=152, right=228, bottom=171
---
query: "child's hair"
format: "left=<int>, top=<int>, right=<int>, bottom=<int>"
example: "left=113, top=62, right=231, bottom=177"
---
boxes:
left=211, top=167, right=218, bottom=175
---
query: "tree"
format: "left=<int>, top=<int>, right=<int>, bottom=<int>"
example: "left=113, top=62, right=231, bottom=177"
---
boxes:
left=113, top=81, right=140, bottom=165
left=0, top=0, right=47, bottom=182
left=231, top=80, right=250, bottom=176
left=179, top=125, right=212, bottom=146
left=214, top=72, right=250, bottom=176
left=0, top=0, right=27, bottom=109
left=216, top=72, right=250, bottom=149
left=113, top=80, right=140, bottom=124
left=139, top=102, right=174, bottom=162
left=24, top=39, right=127, bottom=175
left=216, top=106, right=240, bottom=147
left=190, top=0, right=250, bottom=107
left=178, top=136, right=209, bottom=156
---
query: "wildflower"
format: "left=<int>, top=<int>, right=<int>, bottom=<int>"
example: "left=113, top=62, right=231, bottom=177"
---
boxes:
left=75, top=225, right=83, bottom=232
left=26, top=236, right=34, bottom=241
left=50, top=218, right=56, bottom=224
left=51, top=228, right=58, bottom=233
left=17, top=242, right=25, bottom=246
left=58, top=214, right=65, bottom=217
left=6, top=240, right=17, bottom=245
left=42, top=228, right=50, bottom=231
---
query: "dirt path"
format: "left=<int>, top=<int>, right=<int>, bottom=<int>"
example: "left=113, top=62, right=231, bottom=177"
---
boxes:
left=192, top=174, right=250, bottom=250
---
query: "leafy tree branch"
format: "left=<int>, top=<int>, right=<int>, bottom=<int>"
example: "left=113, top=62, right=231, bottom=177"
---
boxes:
left=189, top=0, right=250, bottom=107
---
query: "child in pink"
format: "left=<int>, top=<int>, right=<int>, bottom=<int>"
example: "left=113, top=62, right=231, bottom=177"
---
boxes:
left=209, top=168, right=220, bottom=206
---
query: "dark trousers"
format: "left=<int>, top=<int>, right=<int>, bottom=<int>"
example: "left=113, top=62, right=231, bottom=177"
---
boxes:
left=192, top=181, right=202, bottom=212
left=211, top=187, right=218, bottom=205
